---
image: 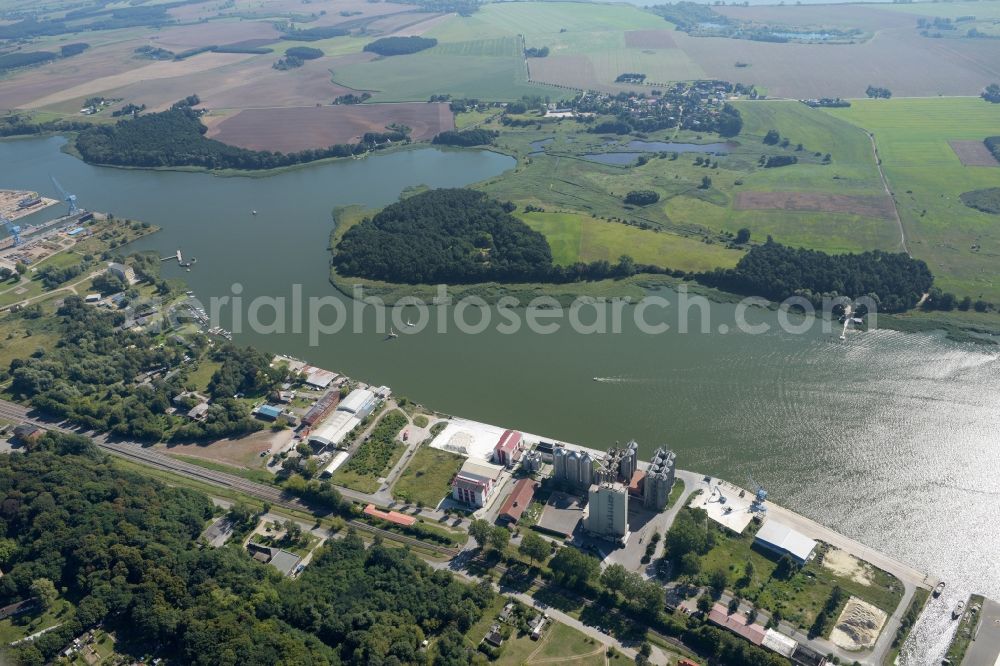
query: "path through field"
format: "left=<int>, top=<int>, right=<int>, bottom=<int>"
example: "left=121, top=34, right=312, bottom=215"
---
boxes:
left=864, top=129, right=910, bottom=256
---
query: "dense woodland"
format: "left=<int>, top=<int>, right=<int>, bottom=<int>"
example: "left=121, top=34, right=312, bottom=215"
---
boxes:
left=960, top=187, right=1000, bottom=215
left=699, top=238, right=934, bottom=311
left=0, top=438, right=494, bottom=665
left=7, top=295, right=279, bottom=441
left=334, top=189, right=553, bottom=284
left=74, top=100, right=404, bottom=170
left=431, top=128, right=497, bottom=146
left=363, top=36, right=438, bottom=56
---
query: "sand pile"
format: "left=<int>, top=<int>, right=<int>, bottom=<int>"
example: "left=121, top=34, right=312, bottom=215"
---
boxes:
left=830, top=596, right=887, bottom=650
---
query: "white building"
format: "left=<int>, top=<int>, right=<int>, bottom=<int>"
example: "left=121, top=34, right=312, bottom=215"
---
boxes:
left=754, top=519, right=817, bottom=564
left=451, top=459, right=504, bottom=507
left=584, top=482, right=629, bottom=542
left=308, top=411, right=360, bottom=450
left=338, top=388, right=377, bottom=418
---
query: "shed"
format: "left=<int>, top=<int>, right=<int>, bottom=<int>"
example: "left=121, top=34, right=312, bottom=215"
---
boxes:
left=763, top=628, right=797, bottom=657
left=256, top=404, right=283, bottom=421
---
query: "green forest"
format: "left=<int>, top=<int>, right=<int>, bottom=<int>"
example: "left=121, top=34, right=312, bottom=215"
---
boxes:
left=0, top=435, right=495, bottom=665
left=333, top=189, right=554, bottom=284
left=699, top=238, right=934, bottom=311
left=7, top=295, right=280, bottom=441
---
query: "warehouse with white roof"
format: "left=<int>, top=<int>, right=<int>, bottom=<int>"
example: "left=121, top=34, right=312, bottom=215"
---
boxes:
left=754, top=519, right=817, bottom=564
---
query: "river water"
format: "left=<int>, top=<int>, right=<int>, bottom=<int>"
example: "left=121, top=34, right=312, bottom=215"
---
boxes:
left=3, top=137, right=998, bottom=663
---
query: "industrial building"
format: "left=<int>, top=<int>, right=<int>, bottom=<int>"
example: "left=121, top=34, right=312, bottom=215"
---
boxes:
left=308, top=411, right=360, bottom=451
left=493, top=429, right=523, bottom=467
left=255, top=404, right=283, bottom=421
left=643, top=447, right=676, bottom=511
left=320, top=450, right=349, bottom=477
left=584, top=482, right=629, bottom=542
left=593, top=440, right=639, bottom=485
left=498, top=478, right=538, bottom=524
left=754, top=519, right=817, bottom=564
left=338, top=388, right=377, bottom=419
left=552, top=447, right=594, bottom=490
left=108, top=262, right=136, bottom=285
left=451, top=458, right=504, bottom=507
left=301, top=389, right=340, bottom=427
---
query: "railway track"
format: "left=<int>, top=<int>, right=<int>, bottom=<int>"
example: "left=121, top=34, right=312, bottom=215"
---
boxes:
left=0, top=400, right=460, bottom=557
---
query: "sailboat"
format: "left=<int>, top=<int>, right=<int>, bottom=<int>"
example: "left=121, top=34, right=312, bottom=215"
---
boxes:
left=405, top=319, right=414, bottom=327
left=386, top=328, right=398, bottom=340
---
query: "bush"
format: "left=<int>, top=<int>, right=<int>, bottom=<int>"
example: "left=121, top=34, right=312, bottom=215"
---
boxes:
left=624, top=190, right=660, bottom=206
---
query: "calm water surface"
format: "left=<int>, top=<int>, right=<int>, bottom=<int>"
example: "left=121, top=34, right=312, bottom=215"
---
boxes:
left=3, top=137, right=997, bottom=663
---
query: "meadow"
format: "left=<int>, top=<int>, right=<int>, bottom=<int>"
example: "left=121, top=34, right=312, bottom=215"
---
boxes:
left=518, top=210, right=743, bottom=272
left=827, top=97, right=1000, bottom=303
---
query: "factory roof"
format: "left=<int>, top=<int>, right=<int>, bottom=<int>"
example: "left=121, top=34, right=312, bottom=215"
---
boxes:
left=364, top=504, right=416, bottom=527
left=257, top=404, right=282, bottom=420
left=498, top=479, right=538, bottom=523
left=762, top=629, right=797, bottom=657
left=338, top=388, right=376, bottom=415
left=494, top=429, right=522, bottom=455
left=303, top=366, right=337, bottom=388
left=456, top=458, right=504, bottom=484
left=754, top=519, right=817, bottom=563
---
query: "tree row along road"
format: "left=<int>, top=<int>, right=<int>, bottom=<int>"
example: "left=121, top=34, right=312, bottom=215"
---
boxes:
left=0, top=399, right=460, bottom=557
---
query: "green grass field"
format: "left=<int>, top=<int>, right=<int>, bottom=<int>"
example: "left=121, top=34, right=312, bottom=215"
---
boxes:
left=519, top=211, right=743, bottom=272
left=392, top=445, right=464, bottom=508
left=827, top=97, right=1000, bottom=303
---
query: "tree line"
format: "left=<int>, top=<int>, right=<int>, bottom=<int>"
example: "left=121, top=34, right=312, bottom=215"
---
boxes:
left=431, top=128, right=497, bottom=146
left=699, top=237, right=934, bottom=312
left=363, top=36, right=438, bottom=56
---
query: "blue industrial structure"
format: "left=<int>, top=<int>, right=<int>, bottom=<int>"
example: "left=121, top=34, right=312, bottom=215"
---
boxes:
left=50, top=175, right=79, bottom=216
left=0, top=214, right=21, bottom=247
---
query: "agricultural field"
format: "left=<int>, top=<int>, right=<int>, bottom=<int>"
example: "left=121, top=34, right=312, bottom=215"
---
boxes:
left=826, top=97, right=1000, bottom=302
left=207, top=102, right=454, bottom=152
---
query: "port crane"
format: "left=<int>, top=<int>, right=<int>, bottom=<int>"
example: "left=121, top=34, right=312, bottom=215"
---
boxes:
left=747, top=474, right=768, bottom=514
left=0, top=214, right=21, bottom=247
left=50, top=175, right=79, bottom=216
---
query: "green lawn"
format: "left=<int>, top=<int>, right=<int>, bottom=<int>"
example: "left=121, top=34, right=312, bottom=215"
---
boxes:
left=392, top=445, right=464, bottom=508
left=827, top=97, right=1000, bottom=304
left=519, top=210, right=743, bottom=272
left=0, top=598, right=73, bottom=645
left=186, top=359, right=221, bottom=392
left=531, top=621, right=604, bottom=661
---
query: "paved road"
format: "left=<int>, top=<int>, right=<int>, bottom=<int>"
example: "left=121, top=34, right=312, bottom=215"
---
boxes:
left=965, top=598, right=1000, bottom=666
